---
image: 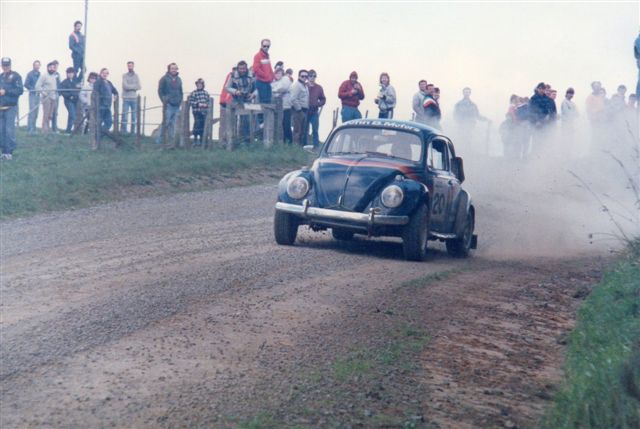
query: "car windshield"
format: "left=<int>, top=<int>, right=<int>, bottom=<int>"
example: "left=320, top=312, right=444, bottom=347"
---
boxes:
left=325, top=127, right=423, bottom=162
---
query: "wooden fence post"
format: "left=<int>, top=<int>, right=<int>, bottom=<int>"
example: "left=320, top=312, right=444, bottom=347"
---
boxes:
left=161, top=103, right=169, bottom=149
left=224, top=105, right=235, bottom=151
left=113, top=95, right=120, bottom=134
left=90, top=89, right=100, bottom=150
left=135, top=94, right=141, bottom=148
left=182, top=100, right=191, bottom=149
left=142, top=96, right=147, bottom=136
left=73, top=97, right=83, bottom=135
left=263, top=104, right=274, bottom=148
left=203, top=97, right=214, bottom=149
left=274, top=97, right=283, bottom=145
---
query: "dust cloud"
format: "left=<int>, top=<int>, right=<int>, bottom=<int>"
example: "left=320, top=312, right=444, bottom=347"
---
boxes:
left=442, top=112, right=640, bottom=259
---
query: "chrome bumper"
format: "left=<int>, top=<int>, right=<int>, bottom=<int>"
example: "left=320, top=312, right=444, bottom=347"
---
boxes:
left=275, top=200, right=410, bottom=226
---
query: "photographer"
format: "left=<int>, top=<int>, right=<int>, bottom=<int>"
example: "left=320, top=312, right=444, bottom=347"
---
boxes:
left=375, top=72, right=396, bottom=119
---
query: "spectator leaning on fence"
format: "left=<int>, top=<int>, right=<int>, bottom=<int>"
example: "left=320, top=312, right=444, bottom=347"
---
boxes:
left=290, top=69, right=310, bottom=146
left=69, top=21, right=85, bottom=76
left=0, top=57, right=24, bottom=160
left=24, top=60, right=41, bottom=134
left=188, top=78, right=210, bottom=146
left=338, top=71, right=365, bottom=123
left=307, top=69, right=326, bottom=148
left=226, top=61, right=256, bottom=143
left=59, top=67, right=82, bottom=134
left=93, top=68, right=119, bottom=133
left=79, top=71, right=97, bottom=134
left=122, top=61, right=141, bottom=134
left=156, top=62, right=183, bottom=145
left=35, top=61, right=59, bottom=133
left=253, top=39, right=274, bottom=104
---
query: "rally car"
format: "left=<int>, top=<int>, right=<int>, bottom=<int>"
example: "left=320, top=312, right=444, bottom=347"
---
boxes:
left=273, top=119, right=477, bottom=261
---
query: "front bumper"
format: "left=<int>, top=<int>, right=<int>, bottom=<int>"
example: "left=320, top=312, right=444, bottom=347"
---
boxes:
left=275, top=199, right=410, bottom=228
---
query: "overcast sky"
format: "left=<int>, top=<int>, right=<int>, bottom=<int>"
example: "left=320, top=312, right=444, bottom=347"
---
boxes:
left=1, top=1, right=638, bottom=136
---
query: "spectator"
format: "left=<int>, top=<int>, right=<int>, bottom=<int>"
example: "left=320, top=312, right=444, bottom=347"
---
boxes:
left=93, top=68, right=118, bottom=133
left=188, top=78, right=210, bottom=146
left=35, top=61, right=59, bottom=133
left=0, top=57, right=24, bottom=160
left=24, top=60, right=41, bottom=134
left=59, top=67, right=81, bottom=134
left=375, top=72, right=396, bottom=119
left=338, top=71, right=365, bottom=122
left=544, top=85, right=558, bottom=121
left=226, top=61, right=256, bottom=142
left=412, top=80, right=428, bottom=124
left=253, top=39, right=274, bottom=103
left=307, top=69, right=326, bottom=147
left=561, top=87, right=578, bottom=127
left=79, top=71, right=97, bottom=134
left=49, top=60, right=61, bottom=132
left=157, top=62, right=183, bottom=145
left=68, top=21, right=85, bottom=76
left=628, top=93, right=637, bottom=110
left=422, top=84, right=440, bottom=129
left=585, top=81, right=606, bottom=124
left=290, top=70, right=310, bottom=146
left=529, top=82, right=552, bottom=127
left=285, top=68, right=294, bottom=83
left=453, top=87, right=488, bottom=146
left=610, top=84, right=627, bottom=116
left=271, top=67, right=292, bottom=144
left=121, top=61, right=141, bottom=134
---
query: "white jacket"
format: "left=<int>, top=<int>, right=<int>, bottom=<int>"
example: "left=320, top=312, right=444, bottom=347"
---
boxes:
left=271, top=76, right=292, bottom=109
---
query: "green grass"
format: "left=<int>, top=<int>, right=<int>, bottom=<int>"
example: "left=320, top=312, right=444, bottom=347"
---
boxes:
left=543, top=247, right=640, bottom=429
left=0, top=130, right=308, bottom=219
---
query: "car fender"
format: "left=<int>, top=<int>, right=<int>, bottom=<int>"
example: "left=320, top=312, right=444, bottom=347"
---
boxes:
left=453, top=190, right=474, bottom=237
left=277, top=169, right=314, bottom=203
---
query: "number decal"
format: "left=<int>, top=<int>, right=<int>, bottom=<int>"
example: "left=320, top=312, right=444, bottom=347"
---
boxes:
left=432, top=193, right=446, bottom=215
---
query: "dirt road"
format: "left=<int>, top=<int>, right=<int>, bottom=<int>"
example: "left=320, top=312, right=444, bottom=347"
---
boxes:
left=0, top=170, right=614, bottom=428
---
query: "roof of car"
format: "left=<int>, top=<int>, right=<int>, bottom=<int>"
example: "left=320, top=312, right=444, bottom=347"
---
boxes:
left=337, top=118, right=440, bottom=138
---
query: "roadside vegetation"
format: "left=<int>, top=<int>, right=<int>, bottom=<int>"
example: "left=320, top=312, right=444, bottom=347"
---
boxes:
left=543, top=243, right=640, bottom=429
left=0, top=130, right=308, bottom=219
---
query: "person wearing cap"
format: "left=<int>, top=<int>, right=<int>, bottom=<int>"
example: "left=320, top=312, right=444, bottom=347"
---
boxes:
left=59, top=67, right=82, bottom=134
left=338, top=71, right=365, bottom=122
left=69, top=21, right=85, bottom=76
left=24, top=60, right=41, bottom=134
left=253, top=39, right=274, bottom=104
left=122, top=61, right=142, bottom=134
left=307, top=69, right=326, bottom=147
left=0, top=57, right=24, bottom=160
left=188, top=79, right=210, bottom=146
left=35, top=61, right=60, bottom=133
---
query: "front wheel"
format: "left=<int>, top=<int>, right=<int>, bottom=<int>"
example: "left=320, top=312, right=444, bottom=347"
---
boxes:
left=446, top=211, right=474, bottom=258
left=274, top=210, right=299, bottom=245
left=402, top=204, right=429, bottom=261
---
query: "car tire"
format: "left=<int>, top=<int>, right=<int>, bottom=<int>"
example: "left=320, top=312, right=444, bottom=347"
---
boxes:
left=332, top=228, right=354, bottom=241
left=402, top=204, right=429, bottom=261
left=274, top=210, right=298, bottom=245
left=446, top=210, right=474, bottom=258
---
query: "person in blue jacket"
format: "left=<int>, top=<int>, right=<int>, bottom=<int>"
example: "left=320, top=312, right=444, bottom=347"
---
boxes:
left=0, top=57, right=24, bottom=160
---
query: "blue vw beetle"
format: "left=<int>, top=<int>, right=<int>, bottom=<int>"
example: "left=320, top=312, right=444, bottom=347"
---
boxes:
left=274, top=119, right=477, bottom=261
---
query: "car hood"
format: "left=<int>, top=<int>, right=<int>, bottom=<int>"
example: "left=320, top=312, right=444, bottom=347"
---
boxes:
left=312, top=155, right=422, bottom=212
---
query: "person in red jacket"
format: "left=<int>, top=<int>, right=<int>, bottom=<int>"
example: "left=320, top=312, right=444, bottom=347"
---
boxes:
left=338, top=71, right=365, bottom=122
left=253, top=39, right=274, bottom=104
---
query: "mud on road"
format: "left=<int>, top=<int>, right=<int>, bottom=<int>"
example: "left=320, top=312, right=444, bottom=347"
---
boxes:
left=0, top=168, right=616, bottom=428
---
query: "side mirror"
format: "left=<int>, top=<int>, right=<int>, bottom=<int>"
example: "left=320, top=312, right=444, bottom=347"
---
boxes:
left=303, top=145, right=316, bottom=154
left=452, top=157, right=465, bottom=183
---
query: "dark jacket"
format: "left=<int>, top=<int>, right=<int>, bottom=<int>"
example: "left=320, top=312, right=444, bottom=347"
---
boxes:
left=93, top=77, right=118, bottom=109
left=158, top=73, right=183, bottom=106
left=308, top=84, right=326, bottom=115
left=69, top=31, right=85, bottom=57
left=24, top=70, right=40, bottom=91
left=59, top=76, right=82, bottom=103
left=0, top=71, right=24, bottom=106
left=529, top=93, right=551, bottom=125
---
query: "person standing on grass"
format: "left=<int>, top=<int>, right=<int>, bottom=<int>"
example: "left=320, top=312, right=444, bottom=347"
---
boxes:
left=188, top=78, right=210, bottom=146
left=307, top=69, right=326, bottom=147
left=59, top=67, right=82, bottom=134
left=35, top=61, right=59, bottom=133
left=290, top=69, right=310, bottom=146
left=338, top=71, right=365, bottom=122
left=157, top=62, right=183, bottom=145
left=79, top=72, right=97, bottom=134
left=375, top=72, right=396, bottom=119
left=24, top=60, right=41, bottom=134
left=93, top=68, right=119, bottom=133
left=69, top=21, right=85, bottom=76
left=121, top=61, right=141, bottom=134
left=271, top=66, right=293, bottom=144
left=0, top=57, right=24, bottom=160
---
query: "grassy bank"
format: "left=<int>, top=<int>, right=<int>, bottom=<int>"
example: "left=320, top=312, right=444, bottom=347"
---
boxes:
left=543, top=248, right=640, bottom=428
left=0, top=131, right=308, bottom=219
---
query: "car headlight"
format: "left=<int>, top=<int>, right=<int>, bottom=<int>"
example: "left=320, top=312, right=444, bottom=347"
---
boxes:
left=381, top=185, right=404, bottom=208
left=287, top=176, right=310, bottom=200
